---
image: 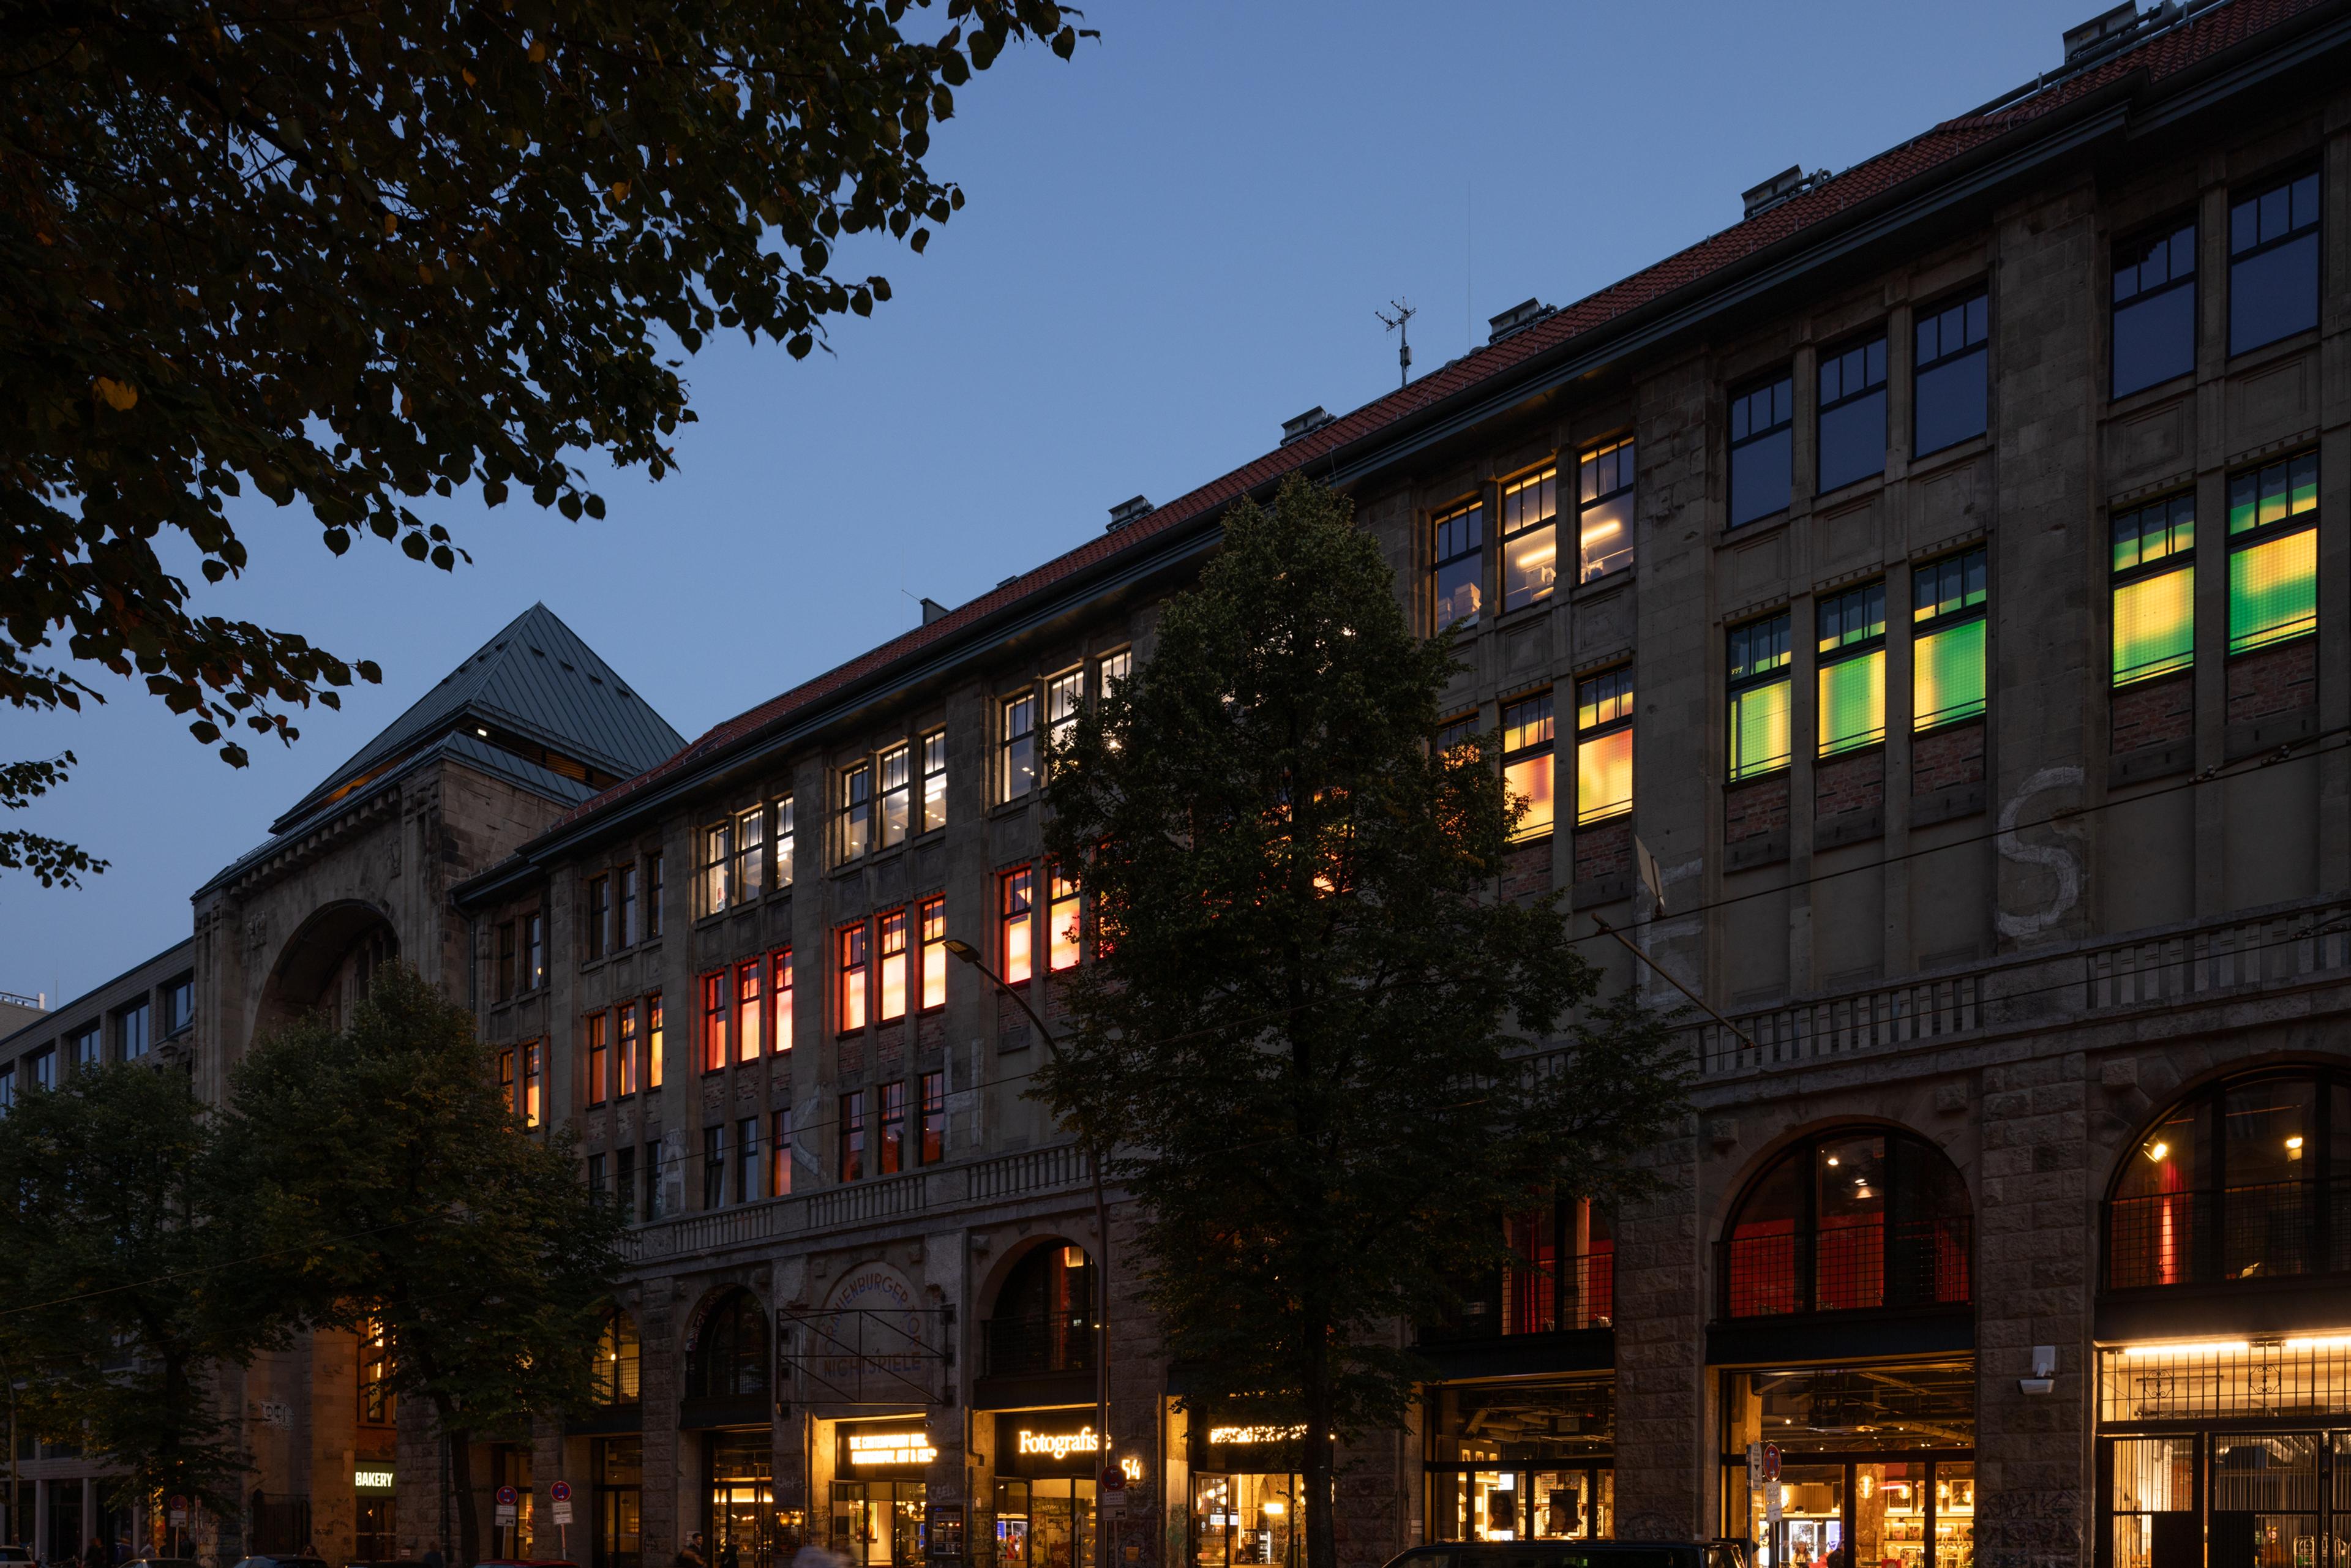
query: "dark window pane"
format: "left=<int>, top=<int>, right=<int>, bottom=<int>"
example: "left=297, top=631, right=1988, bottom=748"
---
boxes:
left=1817, top=389, right=1886, bottom=492
left=1730, top=426, right=1791, bottom=527
left=2113, top=284, right=2196, bottom=397
left=2230, top=232, right=2319, bottom=354
left=1914, top=347, right=1987, bottom=456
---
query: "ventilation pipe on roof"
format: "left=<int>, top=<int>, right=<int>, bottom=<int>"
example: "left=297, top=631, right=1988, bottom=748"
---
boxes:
left=920, top=597, right=951, bottom=625
left=1741, top=166, right=1831, bottom=220
left=1106, top=495, right=1155, bottom=533
left=1484, top=299, right=1553, bottom=344
left=1278, top=408, right=1335, bottom=446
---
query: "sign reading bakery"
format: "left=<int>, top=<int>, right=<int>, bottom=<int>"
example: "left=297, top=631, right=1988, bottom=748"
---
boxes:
left=838, top=1421, right=938, bottom=1477
left=996, top=1412, right=1112, bottom=1477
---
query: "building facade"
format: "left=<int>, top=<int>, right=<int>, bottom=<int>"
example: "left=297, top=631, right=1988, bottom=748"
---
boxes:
left=6, top=6, right=2351, bottom=1568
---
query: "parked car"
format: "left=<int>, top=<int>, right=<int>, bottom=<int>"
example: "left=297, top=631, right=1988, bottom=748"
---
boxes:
left=0, top=1546, right=32, bottom=1568
left=123, top=1558, right=201, bottom=1568
left=231, top=1555, right=330, bottom=1568
left=1382, top=1545, right=1750, bottom=1568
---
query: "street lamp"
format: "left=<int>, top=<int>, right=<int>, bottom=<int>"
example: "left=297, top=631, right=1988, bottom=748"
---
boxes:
left=938, top=938, right=1119, bottom=1567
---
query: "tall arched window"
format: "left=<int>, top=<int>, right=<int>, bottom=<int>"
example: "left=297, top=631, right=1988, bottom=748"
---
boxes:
left=691, top=1289, right=769, bottom=1400
left=982, top=1240, right=1095, bottom=1376
left=593, top=1308, right=640, bottom=1405
left=1720, top=1128, right=1971, bottom=1318
left=2105, top=1067, right=2351, bottom=1290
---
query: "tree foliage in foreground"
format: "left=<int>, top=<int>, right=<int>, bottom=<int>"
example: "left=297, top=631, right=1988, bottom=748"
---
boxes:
left=0, top=1062, right=285, bottom=1513
left=1037, top=476, right=1691, bottom=1568
left=0, top=0, right=1087, bottom=876
left=218, top=966, right=620, bottom=1565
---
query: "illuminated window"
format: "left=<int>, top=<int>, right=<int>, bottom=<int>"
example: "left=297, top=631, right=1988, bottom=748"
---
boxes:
left=699, top=821, right=733, bottom=915
left=1818, top=335, right=1888, bottom=494
left=1046, top=669, right=1084, bottom=768
left=732, top=806, right=764, bottom=901
left=1431, top=500, right=1485, bottom=629
left=2113, top=220, right=2195, bottom=397
left=617, top=1002, right=640, bottom=1097
left=770, top=950, right=793, bottom=1055
left=1048, top=866, right=1082, bottom=971
left=585, top=1013, right=608, bottom=1107
left=359, top=1318, right=396, bottom=1424
left=774, top=797, right=796, bottom=888
left=878, top=745, right=911, bottom=850
left=2229, top=170, right=2319, bottom=355
left=1816, top=582, right=1887, bottom=756
left=878, top=909, right=909, bottom=1022
left=1436, top=715, right=1479, bottom=759
left=1499, top=465, right=1559, bottom=611
left=1727, top=613, right=1793, bottom=780
left=879, top=1081, right=907, bottom=1176
left=1002, top=866, right=1036, bottom=985
left=1499, top=692, right=1556, bottom=839
left=1002, top=691, right=1038, bottom=800
left=586, top=875, right=609, bottom=960
left=1913, top=290, right=1987, bottom=456
left=1098, top=648, right=1132, bottom=695
left=1911, top=546, right=1987, bottom=730
left=1729, top=374, right=1793, bottom=528
left=1578, top=439, right=1637, bottom=584
left=839, top=1091, right=866, bottom=1182
left=2227, top=451, right=2318, bottom=655
left=699, top=972, right=728, bottom=1072
left=2112, top=493, right=2196, bottom=685
left=918, top=1071, right=945, bottom=1165
left=919, top=733, right=948, bottom=834
left=522, top=1041, right=542, bottom=1128
left=837, top=924, right=869, bottom=1032
left=769, top=1108, right=792, bottom=1198
left=736, top=960, right=762, bottom=1062
left=593, top=1310, right=639, bottom=1405
left=919, top=898, right=948, bottom=1011
left=615, top=863, right=639, bottom=947
left=841, top=762, right=872, bottom=860
left=1574, top=668, right=1633, bottom=826
left=646, top=992, right=664, bottom=1090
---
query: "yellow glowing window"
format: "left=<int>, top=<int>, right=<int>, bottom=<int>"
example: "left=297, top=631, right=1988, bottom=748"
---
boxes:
left=2230, top=528, right=2316, bottom=654
left=1501, top=692, right=1555, bottom=838
left=2227, top=452, right=2317, bottom=536
left=1818, top=650, right=1886, bottom=756
left=1499, top=466, right=1559, bottom=613
left=1728, top=680, right=1791, bottom=781
left=2112, top=566, right=2194, bottom=685
left=2113, top=494, right=2194, bottom=572
left=1914, top=619, right=1985, bottom=730
left=1573, top=668, right=1633, bottom=825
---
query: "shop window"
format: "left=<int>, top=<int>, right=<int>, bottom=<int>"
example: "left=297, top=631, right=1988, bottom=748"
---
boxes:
left=736, top=960, right=762, bottom=1062
left=2104, top=1067, right=2351, bottom=1290
left=1817, top=582, right=1887, bottom=756
left=877, top=744, right=911, bottom=850
left=699, top=820, right=734, bottom=915
left=2112, top=493, right=2196, bottom=686
left=919, top=898, right=948, bottom=1011
left=878, top=909, right=909, bottom=1022
left=1912, top=547, right=1987, bottom=730
left=841, top=762, right=873, bottom=860
left=1002, top=692, right=1038, bottom=800
left=920, top=732, right=948, bottom=833
left=770, top=950, right=794, bottom=1056
left=1002, top=866, right=1036, bottom=986
left=836, top=925, right=869, bottom=1033
left=689, top=1289, right=769, bottom=1400
left=983, top=1240, right=1097, bottom=1378
left=700, top=971, right=729, bottom=1071
left=1499, top=465, right=1560, bottom=611
left=1578, top=439, right=1637, bottom=585
left=1427, top=1378, right=1614, bottom=1543
left=1573, top=670, right=1633, bottom=826
left=1727, top=613, right=1793, bottom=781
left=774, top=798, right=796, bottom=889
left=1913, top=290, right=1988, bottom=456
left=1720, top=1129, right=1972, bottom=1318
left=2113, top=221, right=2196, bottom=397
left=593, top=1308, right=640, bottom=1405
left=1432, top=500, right=1485, bottom=630
left=1500, top=692, right=1556, bottom=839
left=1730, top=374, right=1794, bottom=528
left=585, top=1013, right=608, bottom=1107
left=1817, top=335, right=1888, bottom=494
left=839, top=1091, right=866, bottom=1182
left=359, top=1316, right=396, bottom=1424
left=2229, top=170, right=2320, bottom=354
left=2226, top=451, right=2318, bottom=655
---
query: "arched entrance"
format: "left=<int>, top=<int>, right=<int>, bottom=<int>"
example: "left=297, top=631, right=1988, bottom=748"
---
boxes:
left=253, top=901, right=400, bottom=1038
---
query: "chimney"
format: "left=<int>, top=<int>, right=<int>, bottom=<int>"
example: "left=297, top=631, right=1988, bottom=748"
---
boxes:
left=1485, top=299, right=1553, bottom=344
left=1279, top=408, right=1335, bottom=446
left=1742, top=165, right=1831, bottom=220
left=1106, top=495, right=1155, bottom=533
left=920, top=597, right=950, bottom=625
left=2062, top=1, right=2173, bottom=64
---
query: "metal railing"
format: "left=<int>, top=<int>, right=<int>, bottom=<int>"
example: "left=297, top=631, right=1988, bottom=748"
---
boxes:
left=2105, top=1179, right=2351, bottom=1289
left=980, top=1311, right=1096, bottom=1376
left=1716, top=1216, right=1973, bottom=1319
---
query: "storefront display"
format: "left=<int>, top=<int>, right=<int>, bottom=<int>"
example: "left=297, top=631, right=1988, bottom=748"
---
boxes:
left=1719, top=1361, right=1974, bottom=1568
left=1187, top=1417, right=1314, bottom=1568
left=711, top=1431, right=782, bottom=1568
left=596, top=1436, right=643, bottom=1568
left=1426, top=1377, right=1614, bottom=1540
left=835, top=1422, right=936, bottom=1568
left=993, top=1411, right=1103, bottom=1568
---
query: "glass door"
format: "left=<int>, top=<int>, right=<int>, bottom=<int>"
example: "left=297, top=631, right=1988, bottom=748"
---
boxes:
left=2210, top=1435, right=2321, bottom=1568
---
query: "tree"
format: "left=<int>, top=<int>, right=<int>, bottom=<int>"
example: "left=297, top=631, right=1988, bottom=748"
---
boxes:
left=1035, top=476, right=1691, bottom=1568
left=217, top=966, right=620, bottom=1565
left=0, top=1062, right=288, bottom=1516
left=1, top=0, right=1089, bottom=873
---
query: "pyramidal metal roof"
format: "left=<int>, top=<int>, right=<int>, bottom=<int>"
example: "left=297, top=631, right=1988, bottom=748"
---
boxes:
left=267, top=601, right=685, bottom=835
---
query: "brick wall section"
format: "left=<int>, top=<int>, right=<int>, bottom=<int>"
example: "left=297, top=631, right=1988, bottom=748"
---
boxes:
left=1913, top=722, right=1987, bottom=795
left=2225, top=637, right=2317, bottom=724
left=1574, top=819, right=1633, bottom=884
left=2109, top=673, right=2192, bottom=753
left=1724, top=777, right=1790, bottom=843
left=1815, top=750, right=1886, bottom=818
left=1501, top=838, right=1554, bottom=900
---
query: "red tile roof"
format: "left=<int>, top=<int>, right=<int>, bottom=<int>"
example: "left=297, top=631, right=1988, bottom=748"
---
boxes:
left=553, top=0, right=2323, bottom=835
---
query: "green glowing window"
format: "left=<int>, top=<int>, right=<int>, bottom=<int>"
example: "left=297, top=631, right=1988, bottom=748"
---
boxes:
left=1727, top=612, right=1792, bottom=781
left=2111, top=493, right=2196, bottom=687
left=2225, top=452, right=2317, bottom=655
left=1815, top=583, right=1886, bottom=756
left=1574, top=667, right=1633, bottom=825
left=1912, top=546, right=1987, bottom=730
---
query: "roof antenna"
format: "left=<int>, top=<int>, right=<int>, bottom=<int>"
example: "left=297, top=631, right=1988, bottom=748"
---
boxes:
left=1376, top=298, right=1416, bottom=389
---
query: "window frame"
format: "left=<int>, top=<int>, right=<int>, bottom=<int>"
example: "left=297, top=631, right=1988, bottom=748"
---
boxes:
left=617, top=1001, right=640, bottom=1098
left=1430, top=497, right=1486, bottom=631
left=735, top=958, right=763, bottom=1062
left=163, top=977, right=194, bottom=1037
left=878, top=1080, right=907, bottom=1176
left=1910, top=545, right=1989, bottom=732
left=2111, top=217, right=2197, bottom=399
left=731, top=806, right=765, bottom=902
left=1001, top=865, right=1037, bottom=986
left=616, top=1144, right=638, bottom=1225
left=522, top=1040, right=543, bottom=1128
left=840, top=762, right=873, bottom=861
left=699, top=820, right=733, bottom=916
left=1911, top=288, right=1989, bottom=458
left=1815, top=581, right=1889, bottom=758
left=586, top=874, right=610, bottom=961
left=1002, top=691, right=1039, bottom=802
left=1499, top=690, right=1557, bottom=841
left=2110, top=491, right=2198, bottom=687
left=2225, top=449, right=2319, bottom=657
left=1045, top=669, right=1084, bottom=771
left=877, top=907, right=910, bottom=1022
left=836, top=923, right=871, bottom=1033
left=1048, top=865, right=1083, bottom=972
left=71, top=1021, right=100, bottom=1072
left=703, top=1123, right=726, bottom=1210
left=1498, top=462, right=1561, bottom=613
left=1577, top=438, right=1637, bottom=587
left=918, top=1070, right=945, bottom=1165
left=839, top=1090, right=866, bottom=1182
left=616, top=863, right=639, bottom=948
left=1573, top=667, right=1634, bottom=827
left=1727, top=612, right=1795, bottom=782
left=736, top=1114, right=759, bottom=1204
left=877, top=744, right=912, bottom=850
left=918, top=896, right=948, bottom=1011
left=647, top=852, right=664, bottom=939
left=918, top=732, right=948, bottom=835
left=769, top=1108, right=793, bottom=1198
left=774, top=798, right=796, bottom=890
left=585, top=1011, right=609, bottom=1108
left=646, top=992, right=664, bottom=1090
left=771, top=948, right=795, bottom=1056
left=1815, top=333, right=1889, bottom=495
left=523, top=912, right=546, bottom=991
left=1727, top=373, right=1795, bottom=530
left=2228, top=167, right=2322, bottom=357
left=700, top=970, right=729, bottom=1073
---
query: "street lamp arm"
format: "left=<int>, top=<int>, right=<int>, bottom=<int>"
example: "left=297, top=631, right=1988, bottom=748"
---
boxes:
left=940, top=940, right=1058, bottom=1053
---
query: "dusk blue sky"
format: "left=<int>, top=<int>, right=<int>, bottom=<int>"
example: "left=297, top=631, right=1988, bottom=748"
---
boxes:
left=9, top=0, right=2091, bottom=1004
